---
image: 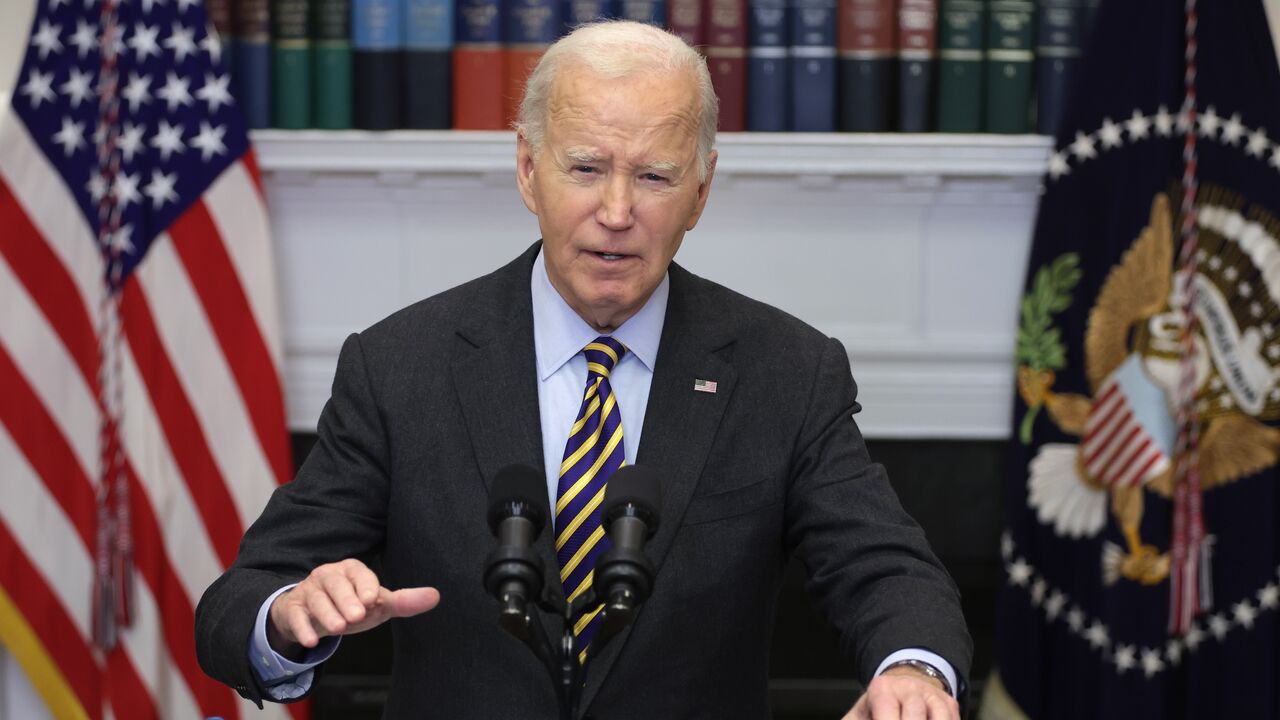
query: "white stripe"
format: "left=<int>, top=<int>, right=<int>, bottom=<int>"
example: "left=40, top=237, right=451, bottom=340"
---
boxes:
left=203, top=159, right=285, bottom=371
left=115, top=571, right=202, bottom=720
left=1086, top=413, right=1136, bottom=478
left=0, top=110, right=103, bottom=330
left=135, top=233, right=278, bottom=529
left=1083, top=384, right=1121, bottom=434
left=1100, top=433, right=1146, bottom=486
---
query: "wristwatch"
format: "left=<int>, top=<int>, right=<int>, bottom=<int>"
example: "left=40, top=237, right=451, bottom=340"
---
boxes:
left=883, top=659, right=953, bottom=697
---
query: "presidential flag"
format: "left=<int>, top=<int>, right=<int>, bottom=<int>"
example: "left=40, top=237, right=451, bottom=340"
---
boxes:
left=986, top=1, right=1280, bottom=718
left=0, top=0, right=301, bottom=717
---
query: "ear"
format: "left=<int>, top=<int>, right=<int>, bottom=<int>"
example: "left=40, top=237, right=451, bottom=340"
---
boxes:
left=515, top=134, right=539, bottom=215
left=684, top=150, right=718, bottom=231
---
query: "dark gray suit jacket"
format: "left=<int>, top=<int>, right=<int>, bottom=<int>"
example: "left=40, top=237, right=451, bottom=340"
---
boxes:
left=195, top=242, right=971, bottom=718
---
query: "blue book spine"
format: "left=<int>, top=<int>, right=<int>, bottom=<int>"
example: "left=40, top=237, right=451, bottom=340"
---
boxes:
left=563, top=0, right=619, bottom=34
left=618, top=0, right=665, bottom=27
left=1036, top=0, right=1082, bottom=138
left=404, top=0, right=453, bottom=128
left=789, top=0, right=836, bottom=131
left=747, top=0, right=789, bottom=131
left=353, top=0, right=404, bottom=129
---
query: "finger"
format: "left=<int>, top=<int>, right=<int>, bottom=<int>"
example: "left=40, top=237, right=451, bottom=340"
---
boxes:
left=304, top=584, right=349, bottom=636
left=924, top=692, right=959, bottom=720
left=902, top=693, right=928, bottom=720
left=848, top=696, right=873, bottom=720
left=868, top=687, right=902, bottom=720
left=382, top=586, right=441, bottom=618
left=321, top=570, right=368, bottom=624
left=344, top=560, right=380, bottom=605
left=286, top=601, right=320, bottom=648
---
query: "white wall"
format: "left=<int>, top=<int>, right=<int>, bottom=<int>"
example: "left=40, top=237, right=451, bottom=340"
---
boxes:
left=0, top=0, right=36, bottom=96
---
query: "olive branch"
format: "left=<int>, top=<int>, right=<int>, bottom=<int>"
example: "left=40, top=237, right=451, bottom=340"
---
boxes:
left=1016, top=253, right=1081, bottom=443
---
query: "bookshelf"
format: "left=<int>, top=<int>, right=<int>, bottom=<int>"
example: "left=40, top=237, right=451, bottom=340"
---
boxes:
left=252, top=130, right=1054, bottom=439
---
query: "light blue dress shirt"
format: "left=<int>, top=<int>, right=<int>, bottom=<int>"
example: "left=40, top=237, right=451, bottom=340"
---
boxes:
left=249, top=249, right=957, bottom=700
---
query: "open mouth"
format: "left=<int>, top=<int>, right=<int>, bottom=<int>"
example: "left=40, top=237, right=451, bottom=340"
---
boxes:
left=595, top=252, right=627, bottom=260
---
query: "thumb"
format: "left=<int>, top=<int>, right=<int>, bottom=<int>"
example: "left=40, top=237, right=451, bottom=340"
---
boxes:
left=380, top=586, right=441, bottom=618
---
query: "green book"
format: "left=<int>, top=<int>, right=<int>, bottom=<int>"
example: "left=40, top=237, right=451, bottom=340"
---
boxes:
left=936, top=0, right=985, bottom=132
left=272, top=0, right=313, bottom=128
left=984, top=0, right=1034, bottom=133
left=313, top=0, right=353, bottom=128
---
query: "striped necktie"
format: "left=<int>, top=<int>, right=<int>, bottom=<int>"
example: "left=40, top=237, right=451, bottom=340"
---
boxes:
left=555, top=336, right=627, bottom=654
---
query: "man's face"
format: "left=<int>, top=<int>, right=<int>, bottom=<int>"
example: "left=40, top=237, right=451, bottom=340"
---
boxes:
left=516, top=63, right=717, bottom=332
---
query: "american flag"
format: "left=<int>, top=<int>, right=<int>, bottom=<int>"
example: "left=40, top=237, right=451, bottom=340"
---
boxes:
left=0, top=0, right=300, bottom=717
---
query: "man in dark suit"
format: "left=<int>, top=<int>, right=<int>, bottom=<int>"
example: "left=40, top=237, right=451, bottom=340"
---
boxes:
left=196, top=21, right=970, bottom=719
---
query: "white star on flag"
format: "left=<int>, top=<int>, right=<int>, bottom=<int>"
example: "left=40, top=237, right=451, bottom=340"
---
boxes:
left=1113, top=644, right=1135, bottom=671
left=1044, top=591, right=1066, bottom=620
left=1245, top=128, right=1270, bottom=157
left=191, top=121, right=227, bottom=161
left=1125, top=110, right=1151, bottom=140
left=60, top=67, right=94, bottom=108
left=112, top=171, right=143, bottom=209
left=122, top=71, right=153, bottom=112
left=151, top=119, right=185, bottom=159
left=128, top=22, right=162, bottom=62
left=1067, top=607, right=1085, bottom=632
left=1207, top=612, right=1231, bottom=640
left=1140, top=648, right=1164, bottom=677
left=52, top=117, right=86, bottom=156
left=119, top=122, right=147, bottom=162
left=196, top=73, right=234, bottom=112
left=86, top=171, right=108, bottom=201
left=31, top=20, right=64, bottom=60
left=1070, top=132, right=1097, bottom=161
left=1198, top=106, right=1222, bottom=137
left=1008, top=558, right=1032, bottom=586
left=1165, top=639, right=1183, bottom=665
left=68, top=19, right=96, bottom=58
left=141, top=0, right=168, bottom=14
left=1232, top=600, right=1258, bottom=629
left=108, top=223, right=136, bottom=253
left=1258, top=583, right=1279, bottom=609
left=1047, top=151, right=1070, bottom=180
left=1183, top=623, right=1205, bottom=651
left=1098, top=118, right=1123, bottom=148
left=156, top=71, right=193, bottom=111
left=144, top=169, right=180, bottom=208
left=20, top=69, right=57, bottom=109
left=1220, top=113, right=1246, bottom=145
left=1154, top=105, right=1175, bottom=136
left=164, top=21, right=197, bottom=62
left=199, top=26, right=222, bottom=63
left=1085, top=621, right=1110, bottom=649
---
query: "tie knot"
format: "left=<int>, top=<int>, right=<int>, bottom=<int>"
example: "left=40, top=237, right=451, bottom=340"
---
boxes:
left=583, top=336, right=626, bottom=378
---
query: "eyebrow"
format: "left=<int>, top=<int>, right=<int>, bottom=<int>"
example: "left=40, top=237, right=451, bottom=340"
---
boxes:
left=563, top=148, right=682, bottom=175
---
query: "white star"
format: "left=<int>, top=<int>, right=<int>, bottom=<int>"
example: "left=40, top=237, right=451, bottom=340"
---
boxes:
left=1155, top=106, right=1175, bottom=136
left=1099, top=118, right=1123, bottom=148
left=101, top=22, right=126, bottom=61
left=1208, top=255, right=1222, bottom=270
left=1246, top=128, right=1270, bottom=157
left=60, top=67, right=94, bottom=108
left=1224, top=265, right=1238, bottom=281
left=1233, top=600, right=1258, bottom=629
left=1047, top=150, right=1071, bottom=180
left=199, top=26, right=223, bottom=64
left=68, top=19, right=97, bottom=58
left=156, top=71, right=193, bottom=111
left=1125, top=110, right=1151, bottom=140
left=1070, top=132, right=1097, bottom=161
left=31, top=20, right=64, bottom=60
left=112, top=171, right=142, bottom=209
left=20, top=70, right=56, bottom=109
left=1140, top=648, right=1164, bottom=677
left=151, top=119, right=185, bottom=160
left=128, top=22, right=162, bottom=62
left=1085, top=621, right=1110, bottom=649
left=1031, top=578, right=1047, bottom=605
left=1198, top=106, right=1222, bottom=138
left=1239, top=282, right=1252, bottom=298
left=1045, top=591, right=1067, bottom=620
left=1259, top=583, right=1279, bottom=609
left=195, top=72, right=233, bottom=112
left=1001, top=532, right=1014, bottom=560
left=1270, top=146, right=1280, bottom=170
left=51, top=117, right=86, bottom=156
left=1165, top=638, right=1183, bottom=665
left=87, top=172, right=107, bottom=202
left=1183, top=622, right=1206, bottom=651
left=122, top=72, right=152, bottom=112
left=1221, top=113, right=1246, bottom=145
left=1008, top=558, right=1033, bottom=586
left=119, top=122, right=146, bottom=162
left=164, top=22, right=198, bottom=62
left=1113, top=644, right=1136, bottom=672
left=108, top=223, right=135, bottom=254
left=190, top=121, right=227, bottom=161
left=1208, top=612, right=1230, bottom=640
left=144, top=169, right=179, bottom=208
left=1067, top=607, right=1085, bottom=632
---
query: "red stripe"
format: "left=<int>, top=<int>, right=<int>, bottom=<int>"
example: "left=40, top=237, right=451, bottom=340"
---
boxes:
left=288, top=698, right=313, bottom=720
left=1125, top=451, right=1163, bottom=489
left=1082, top=383, right=1121, bottom=443
left=241, top=150, right=267, bottom=200
left=120, top=277, right=245, bottom=567
left=0, top=520, right=102, bottom=719
left=104, top=647, right=158, bottom=720
left=1096, top=424, right=1144, bottom=484
left=0, top=178, right=100, bottom=387
left=1106, top=436, right=1152, bottom=487
left=168, top=202, right=292, bottom=486
left=1085, top=407, right=1134, bottom=469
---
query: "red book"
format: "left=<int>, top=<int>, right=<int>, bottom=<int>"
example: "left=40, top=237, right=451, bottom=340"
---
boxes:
left=502, top=0, right=561, bottom=127
left=705, top=0, right=747, bottom=131
left=668, top=0, right=704, bottom=47
left=454, top=0, right=506, bottom=129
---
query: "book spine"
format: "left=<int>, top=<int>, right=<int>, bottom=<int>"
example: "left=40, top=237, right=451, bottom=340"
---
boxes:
left=706, top=0, right=748, bottom=131
left=935, top=0, right=983, bottom=132
left=453, top=0, right=504, bottom=129
left=1035, top=0, right=1080, bottom=138
left=897, top=0, right=936, bottom=132
left=403, top=0, right=453, bottom=128
left=313, top=0, right=353, bottom=129
left=619, top=0, right=666, bottom=26
left=837, top=0, right=894, bottom=132
left=668, top=0, right=704, bottom=47
left=984, top=0, right=1034, bottom=133
left=790, top=0, right=836, bottom=131
left=563, top=0, right=620, bottom=34
left=353, top=0, right=403, bottom=129
left=206, top=0, right=236, bottom=70
left=235, top=0, right=273, bottom=128
left=747, top=0, right=788, bottom=131
left=272, top=0, right=312, bottom=128
left=504, top=0, right=561, bottom=127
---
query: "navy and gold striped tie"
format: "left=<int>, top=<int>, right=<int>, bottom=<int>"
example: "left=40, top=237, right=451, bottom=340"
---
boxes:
left=555, top=336, right=627, bottom=654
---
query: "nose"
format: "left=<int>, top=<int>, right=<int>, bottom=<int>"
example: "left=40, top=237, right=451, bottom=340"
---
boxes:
left=595, top=173, right=635, bottom=231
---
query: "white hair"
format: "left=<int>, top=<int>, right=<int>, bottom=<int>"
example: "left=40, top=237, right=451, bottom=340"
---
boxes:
left=514, top=20, right=718, bottom=182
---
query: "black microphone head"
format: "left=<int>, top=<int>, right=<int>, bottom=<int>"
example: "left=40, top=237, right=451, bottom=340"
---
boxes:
left=487, top=465, right=547, bottom=536
left=602, top=465, right=661, bottom=530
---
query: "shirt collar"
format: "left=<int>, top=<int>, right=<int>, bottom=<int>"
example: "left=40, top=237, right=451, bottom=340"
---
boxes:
left=531, top=247, right=668, bottom=381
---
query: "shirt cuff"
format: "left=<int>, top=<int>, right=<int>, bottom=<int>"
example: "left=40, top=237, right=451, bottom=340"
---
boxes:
left=874, top=648, right=959, bottom=700
left=248, top=584, right=341, bottom=701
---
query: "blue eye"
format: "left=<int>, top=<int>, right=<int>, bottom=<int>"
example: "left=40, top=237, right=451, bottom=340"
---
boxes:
left=642, top=173, right=667, bottom=182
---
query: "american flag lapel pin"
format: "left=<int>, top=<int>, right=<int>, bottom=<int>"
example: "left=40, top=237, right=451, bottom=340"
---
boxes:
left=693, top=378, right=718, bottom=394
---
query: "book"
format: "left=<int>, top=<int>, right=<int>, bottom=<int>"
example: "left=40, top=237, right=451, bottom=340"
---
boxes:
left=353, top=0, right=403, bottom=129
left=454, top=0, right=505, bottom=129
left=790, top=0, right=836, bottom=131
left=985, top=0, right=1034, bottom=133
left=563, top=0, right=619, bottom=33
left=206, top=0, right=236, bottom=70
left=1035, top=0, right=1086, bottom=138
left=897, top=0, right=937, bottom=132
left=706, top=0, right=748, bottom=131
left=619, top=0, right=665, bottom=26
left=668, top=0, right=703, bottom=47
left=935, top=0, right=984, bottom=132
left=235, top=0, right=273, bottom=128
left=272, top=0, right=312, bottom=128
left=747, top=0, right=788, bottom=131
left=504, top=0, right=561, bottom=127
left=837, top=0, right=895, bottom=132
left=313, top=0, right=353, bottom=129
left=404, top=0, right=453, bottom=128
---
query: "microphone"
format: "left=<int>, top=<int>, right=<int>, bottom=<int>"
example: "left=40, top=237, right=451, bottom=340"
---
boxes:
left=592, top=465, right=661, bottom=633
left=483, top=465, right=548, bottom=632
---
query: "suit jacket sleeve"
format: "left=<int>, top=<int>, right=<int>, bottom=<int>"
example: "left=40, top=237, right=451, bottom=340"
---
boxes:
left=195, top=332, right=392, bottom=704
left=782, top=337, right=972, bottom=692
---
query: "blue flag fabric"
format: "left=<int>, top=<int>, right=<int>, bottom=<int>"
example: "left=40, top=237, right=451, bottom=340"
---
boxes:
left=994, top=1, right=1280, bottom=718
